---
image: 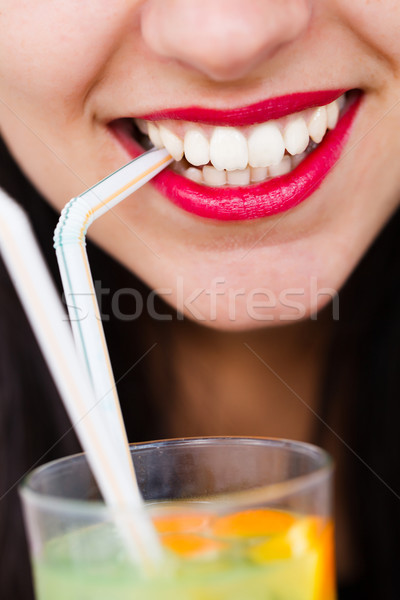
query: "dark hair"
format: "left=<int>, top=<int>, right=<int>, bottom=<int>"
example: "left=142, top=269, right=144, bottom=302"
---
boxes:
left=318, top=203, right=400, bottom=599
left=0, top=136, right=399, bottom=599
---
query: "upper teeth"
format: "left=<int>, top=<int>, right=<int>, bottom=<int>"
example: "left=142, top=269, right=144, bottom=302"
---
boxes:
left=159, top=125, right=184, bottom=161
left=248, top=122, right=285, bottom=167
left=184, top=128, right=210, bottom=166
left=210, top=127, right=249, bottom=171
left=137, top=95, right=343, bottom=176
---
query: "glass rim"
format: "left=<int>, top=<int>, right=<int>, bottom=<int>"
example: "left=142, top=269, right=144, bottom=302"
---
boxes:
left=19, top=436, right=333, bottom=516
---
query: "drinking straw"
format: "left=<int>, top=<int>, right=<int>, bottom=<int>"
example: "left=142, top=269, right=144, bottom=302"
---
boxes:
left=54, top=148, right=172, bottom=480
left=0, top=180, right=168, bottom=568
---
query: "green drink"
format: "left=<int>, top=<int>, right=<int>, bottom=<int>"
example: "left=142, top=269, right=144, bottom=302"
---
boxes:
left=21, top=438, right=336, bottom=600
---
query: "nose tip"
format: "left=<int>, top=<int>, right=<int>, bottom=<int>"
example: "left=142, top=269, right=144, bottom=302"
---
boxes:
left=141, top=0, right=312, bottom=82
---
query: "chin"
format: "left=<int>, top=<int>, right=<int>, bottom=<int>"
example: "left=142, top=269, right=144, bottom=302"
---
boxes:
left=154, top=274, right=340, bottom=332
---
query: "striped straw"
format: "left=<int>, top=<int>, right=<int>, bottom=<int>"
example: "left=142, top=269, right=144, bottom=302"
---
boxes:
left=54, top=147, right=172, bottom=482
left=54, top=149, right=172, bottom=472
left=0, top=187, right=164, bottom=568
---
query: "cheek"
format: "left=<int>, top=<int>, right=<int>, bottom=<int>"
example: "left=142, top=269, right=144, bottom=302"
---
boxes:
left=0, top=2, right=135, bottom=114
left=0, top=2, right=142, bottom=213
left=335, top=0, right=400, bottom=67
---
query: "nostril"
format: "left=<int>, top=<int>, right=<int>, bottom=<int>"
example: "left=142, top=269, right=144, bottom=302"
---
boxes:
left=140, top=0, right=313, bottom=81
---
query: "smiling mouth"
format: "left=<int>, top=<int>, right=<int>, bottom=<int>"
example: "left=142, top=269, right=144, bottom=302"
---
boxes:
left=110, top=89, right=362, bottom=221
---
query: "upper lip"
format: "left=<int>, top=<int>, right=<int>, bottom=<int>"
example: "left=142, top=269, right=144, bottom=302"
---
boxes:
left=134, top=89, right=348, bottom=127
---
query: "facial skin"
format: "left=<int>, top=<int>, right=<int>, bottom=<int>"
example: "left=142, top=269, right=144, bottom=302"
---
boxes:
left=0, top=0, right=400, bottom=330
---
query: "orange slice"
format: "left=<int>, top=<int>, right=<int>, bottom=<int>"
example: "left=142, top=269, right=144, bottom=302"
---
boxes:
left=248, top=516, right=321, bottom=563
left=153, top=513, right=211, bottom=535
left=161, top=533, right=226, bottom=558
left=313, top=521, right=336, bottom=600
left=213, top=508, right=296, bottom=538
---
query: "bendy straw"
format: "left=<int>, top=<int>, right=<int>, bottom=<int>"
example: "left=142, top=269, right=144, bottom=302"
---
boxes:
left=0, top=188, right=163, bottom=568
left=54, top=147, right=172, bottom=478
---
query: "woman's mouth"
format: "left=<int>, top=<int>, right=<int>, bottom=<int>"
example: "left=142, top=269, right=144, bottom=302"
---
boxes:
left=110, top=90, right=362, bottom=221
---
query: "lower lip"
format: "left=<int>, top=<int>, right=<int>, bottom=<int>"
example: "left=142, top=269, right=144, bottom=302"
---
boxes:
left=112, top=93, right=362, bottom=221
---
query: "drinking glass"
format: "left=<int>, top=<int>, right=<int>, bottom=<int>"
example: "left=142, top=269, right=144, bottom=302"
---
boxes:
left=20, top=437, right=336, bottom=600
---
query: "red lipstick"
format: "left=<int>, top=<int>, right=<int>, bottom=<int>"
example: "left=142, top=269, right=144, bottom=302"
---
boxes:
left=111, top=90, right=362, bottom=221
left=138, top=90, right=346, bottom=126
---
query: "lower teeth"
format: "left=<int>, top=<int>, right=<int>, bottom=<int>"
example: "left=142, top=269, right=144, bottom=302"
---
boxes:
left=172, top=140, right=317, bottom=187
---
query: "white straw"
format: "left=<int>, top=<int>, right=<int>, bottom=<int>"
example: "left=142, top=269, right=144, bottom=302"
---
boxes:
left=0, top=188, right=163, bottom=569
left=54, top=148, right=172, bottom=479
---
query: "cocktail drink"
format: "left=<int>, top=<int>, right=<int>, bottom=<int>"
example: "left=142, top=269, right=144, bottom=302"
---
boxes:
left=20, top=438, right=336, bottom=600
